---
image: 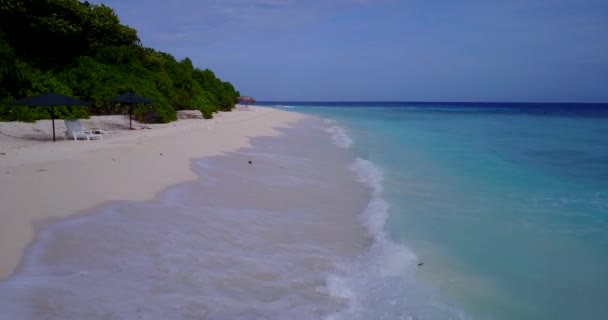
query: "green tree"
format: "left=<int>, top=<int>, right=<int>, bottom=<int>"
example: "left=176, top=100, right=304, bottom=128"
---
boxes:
left=0, top=0, right=239, bottom=122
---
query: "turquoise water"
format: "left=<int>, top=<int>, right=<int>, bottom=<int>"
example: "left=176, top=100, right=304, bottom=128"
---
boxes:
left=265, top=103, right=608, bottom=319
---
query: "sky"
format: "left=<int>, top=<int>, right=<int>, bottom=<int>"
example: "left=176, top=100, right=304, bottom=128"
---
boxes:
left=92, top=0, right=608, bottom=102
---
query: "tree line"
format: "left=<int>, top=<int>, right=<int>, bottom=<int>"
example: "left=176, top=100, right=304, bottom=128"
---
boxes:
left=0, top=0, right=240, bottom=121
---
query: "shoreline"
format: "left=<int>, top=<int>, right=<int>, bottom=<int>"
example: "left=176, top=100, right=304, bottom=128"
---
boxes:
left=0, top=107, right=305, bottom=279
left=0, top=117, right=372, bottom=319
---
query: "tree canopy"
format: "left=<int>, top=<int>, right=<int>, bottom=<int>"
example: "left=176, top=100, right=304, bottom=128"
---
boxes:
left=0, top=0, right=240, bottom=121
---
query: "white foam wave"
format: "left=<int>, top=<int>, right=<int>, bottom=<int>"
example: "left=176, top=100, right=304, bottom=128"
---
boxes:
left=325, top=123, right=353, bottom=149
left=325, top=158, right=469, bottom=320
left=350, top=158, right=387, bottom=236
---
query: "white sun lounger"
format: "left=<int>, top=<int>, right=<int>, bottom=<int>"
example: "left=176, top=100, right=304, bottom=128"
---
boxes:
left=64, top=120, right=103, bottom=141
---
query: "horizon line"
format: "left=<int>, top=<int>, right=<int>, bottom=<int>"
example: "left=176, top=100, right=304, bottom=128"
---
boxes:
left=254, top=100, right=608, bottom=105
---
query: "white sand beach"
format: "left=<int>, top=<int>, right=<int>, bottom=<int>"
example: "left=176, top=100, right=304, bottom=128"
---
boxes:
left=0, top=107, right=304, bottom=279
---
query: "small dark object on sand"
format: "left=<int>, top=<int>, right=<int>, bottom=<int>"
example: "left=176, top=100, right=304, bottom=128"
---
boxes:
left=112, top=158, right=116, bottom=161
left=0, top=152, right=6, bottom=155
left=417, top=262, right=424, bottom=267
left=160, top=153, right=164, bottom=156
left=248, top=161, right=252, bottom=164
left=36, top=169, right=47, bottom=172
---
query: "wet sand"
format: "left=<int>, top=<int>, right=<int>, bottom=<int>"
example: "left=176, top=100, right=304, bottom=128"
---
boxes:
left=0, top=118, right=371, bottom=319
left=0, top=107, right=302, bottom=279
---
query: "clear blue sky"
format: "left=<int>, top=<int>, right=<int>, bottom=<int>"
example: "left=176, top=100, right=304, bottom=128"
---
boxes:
left=93, top=0, right=608, bottom=102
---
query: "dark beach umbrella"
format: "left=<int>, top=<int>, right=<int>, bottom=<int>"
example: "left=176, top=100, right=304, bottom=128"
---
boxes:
left=237, top=96, right=256, bottom=108
left=106, top=93, right=154, bottom=130
left=11, top=92, right=91, bottom=142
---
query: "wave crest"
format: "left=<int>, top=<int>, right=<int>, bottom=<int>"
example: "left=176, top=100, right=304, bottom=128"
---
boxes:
left=325, top=158, right=469, bottom=320
left=325, top=123, right=353, bottom=149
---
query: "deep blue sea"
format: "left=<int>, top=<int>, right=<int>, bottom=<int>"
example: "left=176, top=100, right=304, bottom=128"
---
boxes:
left=260, top=101, right=608, bottom=320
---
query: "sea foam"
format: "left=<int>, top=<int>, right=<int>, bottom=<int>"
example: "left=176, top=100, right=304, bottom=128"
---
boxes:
left=324, top=119, right=353, bottom=149
left=324, top=157, right=470, bottom=320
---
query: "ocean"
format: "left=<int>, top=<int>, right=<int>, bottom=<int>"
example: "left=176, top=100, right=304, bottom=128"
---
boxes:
left=2, top=102, right=608, bottom=319
left=264, top=101, right=608, bottom=319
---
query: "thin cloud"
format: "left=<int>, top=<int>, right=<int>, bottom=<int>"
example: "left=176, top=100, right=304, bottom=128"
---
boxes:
left=89, top=0, right=608, bottom=101
left=91, top=0, right=387, bottom=49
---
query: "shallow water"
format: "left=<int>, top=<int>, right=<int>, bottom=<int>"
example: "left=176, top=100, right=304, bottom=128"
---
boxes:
left=268, top=102, right=608, bottom=320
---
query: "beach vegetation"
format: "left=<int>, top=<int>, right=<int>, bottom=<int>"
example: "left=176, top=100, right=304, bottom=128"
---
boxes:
left=0, top=0, right=240, bottom=122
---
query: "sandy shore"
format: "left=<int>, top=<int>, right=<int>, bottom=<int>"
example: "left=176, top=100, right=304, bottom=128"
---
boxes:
left=0, top=107, right=304, bottom=279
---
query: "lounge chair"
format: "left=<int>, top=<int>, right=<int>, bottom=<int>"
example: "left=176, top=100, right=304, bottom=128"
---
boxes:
left=64, top=120, right=103, bottom=141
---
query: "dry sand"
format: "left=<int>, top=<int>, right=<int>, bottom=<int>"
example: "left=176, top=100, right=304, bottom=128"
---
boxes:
left=0, top=107, right=304, bottom=279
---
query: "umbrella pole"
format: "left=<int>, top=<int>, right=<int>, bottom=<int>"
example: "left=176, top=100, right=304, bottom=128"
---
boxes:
left=51, top=106, right=56, bottom=142
left=129, top=105, right=133, bottom=130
